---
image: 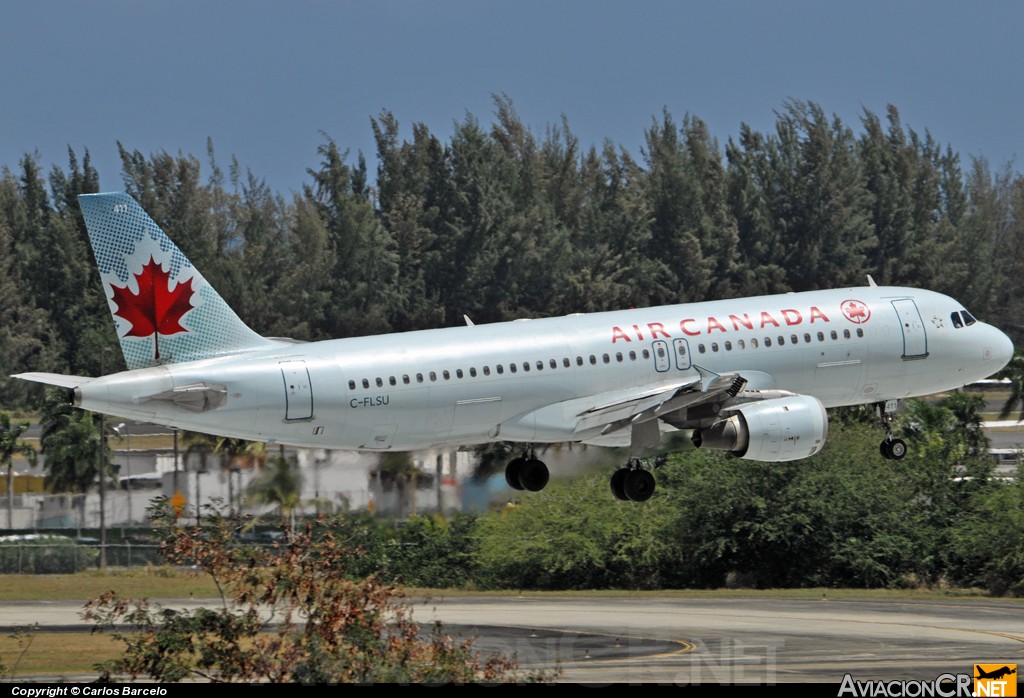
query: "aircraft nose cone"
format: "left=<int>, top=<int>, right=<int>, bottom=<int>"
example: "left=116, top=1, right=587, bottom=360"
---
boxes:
left=986, top=326, right=1015, bottom=372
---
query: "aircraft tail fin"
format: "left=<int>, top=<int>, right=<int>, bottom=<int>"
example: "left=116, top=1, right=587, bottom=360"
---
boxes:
left=79, top=192, right=276, bottom=370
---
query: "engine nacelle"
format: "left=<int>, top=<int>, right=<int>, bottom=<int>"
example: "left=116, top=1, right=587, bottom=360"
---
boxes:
left=691, top=394, right=828, bottom=462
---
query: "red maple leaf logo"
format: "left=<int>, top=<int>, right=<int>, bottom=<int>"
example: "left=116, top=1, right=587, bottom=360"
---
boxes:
left=840, top=299, right=870, bottom=324
left=110, top=256, right=195, bottom=361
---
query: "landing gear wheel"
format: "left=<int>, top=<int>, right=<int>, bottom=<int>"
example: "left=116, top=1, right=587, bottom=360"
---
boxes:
left=610, top=468, right=629, bottom=501
left=505, top=457, right=526, bottom=491
left=518, top=458, right=550, bottom=492
left=880, top=441, right=891, bottom=460
left=623, top=469, right=656, bottom=502
left=882, top=438, right=907, bottom=460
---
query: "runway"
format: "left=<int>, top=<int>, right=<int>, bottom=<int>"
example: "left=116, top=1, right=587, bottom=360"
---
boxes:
left=416, top=596, right=1024, bottom=684
left=5, top=595, right=1022, bottom=684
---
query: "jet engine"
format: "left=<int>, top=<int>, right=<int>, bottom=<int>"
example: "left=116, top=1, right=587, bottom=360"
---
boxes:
left=691, top=394, right=828, bottom=462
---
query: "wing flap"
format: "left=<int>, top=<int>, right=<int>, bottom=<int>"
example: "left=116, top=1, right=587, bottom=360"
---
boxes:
left=575, top=368, right=748, bottom=437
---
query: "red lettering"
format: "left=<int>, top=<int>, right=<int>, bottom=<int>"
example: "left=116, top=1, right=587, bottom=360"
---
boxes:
left=729, top=313, right=753, bottom=331
left=810, top=306, right=829, bottom=323
left=680, top=318, right=699, bottom=336
left=632, top=324, right=644, bottom=341
left=648, top=322, right=670, bottom=339
left=707, top=316, right=727, bottom=333
left=760, top=311, right=780, bottom=329
left=781, top=309, right=802, bottom=326
left=612, top=326, right=631, bottom=343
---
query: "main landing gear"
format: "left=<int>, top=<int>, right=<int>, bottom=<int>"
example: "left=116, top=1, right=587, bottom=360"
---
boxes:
left=505, top=450, right=550, bottom=492
left=877, top=401, right=907, bottom=460
left=609, top=458, right=657, bottom=503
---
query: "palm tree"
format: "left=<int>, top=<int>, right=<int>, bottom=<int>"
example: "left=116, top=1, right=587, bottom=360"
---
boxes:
left=246, top=455, right=303, bottom=528
left=1, top=413, right=36, bottom=529
left=39, top=389, right=110, bottom=529
left=997, top=351, right=1024, bottom=421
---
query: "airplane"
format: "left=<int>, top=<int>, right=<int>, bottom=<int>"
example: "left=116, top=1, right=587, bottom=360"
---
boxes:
left=14, top=192, right=1015, bottom=502
left=975, top=666, right=1017, bottom=681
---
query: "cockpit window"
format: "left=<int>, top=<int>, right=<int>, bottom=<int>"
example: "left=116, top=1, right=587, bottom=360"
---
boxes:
left=961, top=310, right=977, bottom=326
left=950, top=312, right=963, bottom=329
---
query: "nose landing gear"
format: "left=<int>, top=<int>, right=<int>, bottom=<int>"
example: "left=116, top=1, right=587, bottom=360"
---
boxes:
left=877, top=401, right=907, bottom=460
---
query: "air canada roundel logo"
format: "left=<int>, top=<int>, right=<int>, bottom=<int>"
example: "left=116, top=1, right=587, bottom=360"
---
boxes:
left=840, top=299, right=870, bottom=324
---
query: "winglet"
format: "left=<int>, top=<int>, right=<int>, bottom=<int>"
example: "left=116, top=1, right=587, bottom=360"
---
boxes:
left=79, top=193, right=276, bottom=370
left=867, top=274, right=878, bottom=287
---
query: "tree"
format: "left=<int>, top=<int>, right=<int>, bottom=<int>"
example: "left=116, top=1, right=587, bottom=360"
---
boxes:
left=84, top=509, right=539, bottom=683
left=246, top=454, right=303, bottom=523
left=39, top=389, right=110, bottom=527
left=1, top=413, right=36, bottom=528
left=997, top=352, right=1024, bottom=421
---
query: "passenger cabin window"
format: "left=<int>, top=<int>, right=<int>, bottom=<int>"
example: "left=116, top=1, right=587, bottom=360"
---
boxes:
left=429, top=371, right=437, bottom=382
left=496, top=365, right=504, bottom=374
left=416, top=373, right=424, bottom=383
left=843, top=329, right=851, bottom=339
left=791, top=334, right=798, bottom=344
left=765, top=338, right=772, bottom=347
left=629, top=351, right=637, bottom=361
left=483, top=366, right=491, bottom=376
left=642, top=349, right=651, bottom=359
left=376, top=378, right=383, bottom=387
left=615, top=352, right=623, bottom=362
left=590, top=355, right=597, bottom=365
left=603, top=354, right=610, bottom=363
left=456, top=369, right=463, bottom=379
left=470, top=368, right=477, bottom=377
left=389, top=376, right=396, bottom=386
left=751, top=338, right=759, bottom=349
left=443, top=370, right=450, bottom=380
left=698, top=344, right=706, bottom=354
left=362, top=379, right=370, bottom=389
left=738, top=339, right=746, bottom=350
left=724, top=341, right=732, bottom=351
left=403, top=375, right=410, bottom=384
left=830, top=330, right=838, bottom=340
left=509, top=363, right=517, bottom=374
left=711, top=342, right=719, bottom=352
left=348, top=380, right=356, bottom=390
left=576, top=356, right=584, bottom=366
left=817, top=332, right=825, bottom=342
left=778, top=336, right=785, bottom=346
left=804, top=333, right=811, bottom=343
left=562, top=358, right=570, bottom=368
left=856, top=328, right=864, bottom=337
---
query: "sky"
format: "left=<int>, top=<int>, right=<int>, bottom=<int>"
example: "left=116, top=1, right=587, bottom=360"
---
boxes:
left=2, top=1, right=1022, bottom=195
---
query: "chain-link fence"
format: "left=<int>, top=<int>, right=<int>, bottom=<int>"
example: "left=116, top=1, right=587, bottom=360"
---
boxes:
left=0, top=539, right=163, bottom=573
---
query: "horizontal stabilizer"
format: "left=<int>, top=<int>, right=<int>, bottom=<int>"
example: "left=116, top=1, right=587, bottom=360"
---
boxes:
left=11, top=372, right=94, bottom=390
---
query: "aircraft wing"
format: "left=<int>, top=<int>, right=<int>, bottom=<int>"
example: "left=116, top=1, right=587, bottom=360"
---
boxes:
left=573, top=367, right=748, bottom=437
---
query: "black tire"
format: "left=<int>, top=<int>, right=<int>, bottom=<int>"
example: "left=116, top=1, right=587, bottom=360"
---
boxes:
left=623, top=469, right=656, bottom=502
left=518, top=458, right=550, bottom=492
left=887, top=438, right=907, bottom=460
left=505, top=457, right=526, bottom=490
left=610, top=468, right=629, bottom=501
left=880, top=441, right=891, bottom=460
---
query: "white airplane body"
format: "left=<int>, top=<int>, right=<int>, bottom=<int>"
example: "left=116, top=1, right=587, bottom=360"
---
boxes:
left=14, top=193, right=1015, bottom=501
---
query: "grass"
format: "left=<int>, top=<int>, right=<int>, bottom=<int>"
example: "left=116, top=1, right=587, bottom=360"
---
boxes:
left=0, top=568, right=220, bottom=601
left=0, top=631, right=123, bottom=677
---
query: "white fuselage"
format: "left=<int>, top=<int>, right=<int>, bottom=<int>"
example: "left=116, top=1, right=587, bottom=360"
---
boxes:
left=73, top=286, right=1013, bottom=451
